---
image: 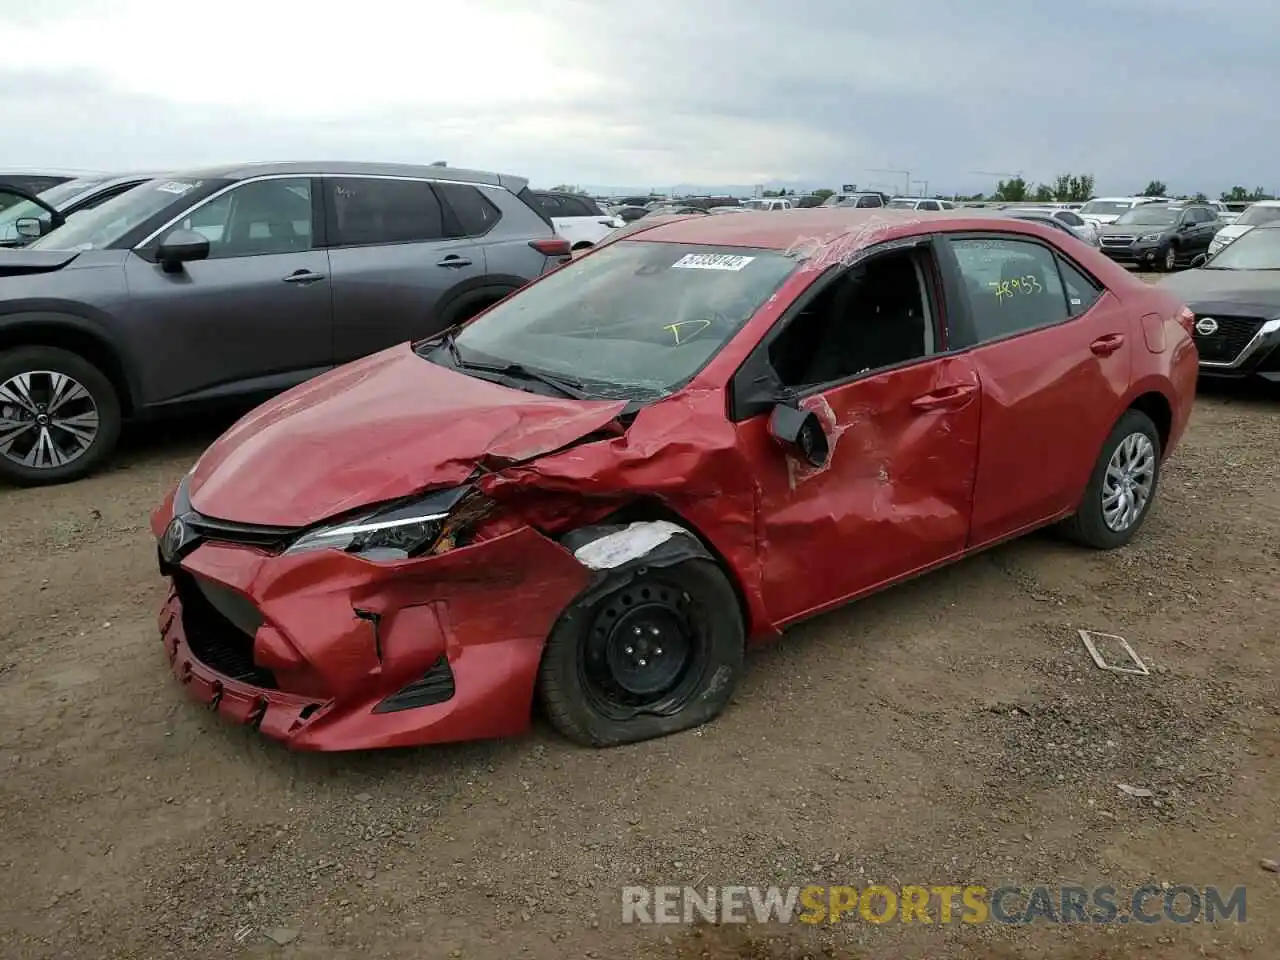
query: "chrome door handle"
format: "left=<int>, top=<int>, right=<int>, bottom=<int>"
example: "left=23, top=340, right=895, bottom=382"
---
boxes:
left=437, top=256, right=472, bottom=268
left=283, top=270, right=326, bottom=284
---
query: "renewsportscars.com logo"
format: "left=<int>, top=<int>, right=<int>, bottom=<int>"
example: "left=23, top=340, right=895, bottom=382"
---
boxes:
left=622, top=884, right=1248, bottom=926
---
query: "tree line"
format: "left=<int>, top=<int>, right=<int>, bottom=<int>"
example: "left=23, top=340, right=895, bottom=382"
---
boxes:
left=554, top=179, right=1277, bottom=204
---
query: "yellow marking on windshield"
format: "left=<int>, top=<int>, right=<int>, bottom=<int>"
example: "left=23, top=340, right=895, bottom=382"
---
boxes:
left=663, top=319, right=714, bottom=344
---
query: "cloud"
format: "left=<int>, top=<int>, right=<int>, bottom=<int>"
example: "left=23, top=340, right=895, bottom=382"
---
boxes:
left=3, top=0, right=1279, bottom=196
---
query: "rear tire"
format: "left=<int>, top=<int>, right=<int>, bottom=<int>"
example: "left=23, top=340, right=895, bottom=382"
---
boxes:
left=538, top=559, right=745, bottom=747
left=0, top=346, right=122, bottom=487
left=1059, top=409, right=1161, bottom=549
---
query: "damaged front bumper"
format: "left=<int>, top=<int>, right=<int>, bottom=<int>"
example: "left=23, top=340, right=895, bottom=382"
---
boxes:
left=152, top=498, right=591, bottom=751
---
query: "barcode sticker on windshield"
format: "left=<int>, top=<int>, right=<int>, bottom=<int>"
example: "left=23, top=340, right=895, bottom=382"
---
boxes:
left=156, top=180, right=198, bottom=195
left=671, top=253, right=755, bottom=271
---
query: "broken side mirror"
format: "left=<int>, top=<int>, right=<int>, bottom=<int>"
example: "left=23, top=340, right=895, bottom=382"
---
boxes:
left=768, top=403, right=829, bottom=468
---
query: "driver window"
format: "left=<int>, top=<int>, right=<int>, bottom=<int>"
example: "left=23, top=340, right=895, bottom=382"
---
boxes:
left=767, top=247, right=937, bottom=389
left=177, top=178, right=314, bottom=259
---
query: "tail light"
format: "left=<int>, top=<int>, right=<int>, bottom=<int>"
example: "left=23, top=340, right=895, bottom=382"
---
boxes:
left=1176, top=305, right=1195, bottom=334
left=529, top=238, right=571, bottom=258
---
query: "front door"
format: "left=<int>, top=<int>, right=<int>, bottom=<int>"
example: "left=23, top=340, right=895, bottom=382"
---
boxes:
left=733, top=242, right=982, bottom=625
left=123, top=176, right=333, bottom=406
left=940, top=234, right=1131, bottom=547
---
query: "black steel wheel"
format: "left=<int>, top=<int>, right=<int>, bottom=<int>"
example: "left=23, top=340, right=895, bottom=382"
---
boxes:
left=539, top=559, right=744, bottom=746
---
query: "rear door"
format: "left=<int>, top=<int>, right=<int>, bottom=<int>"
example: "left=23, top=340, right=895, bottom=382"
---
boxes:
left=325, top=175, right=488, bottom=362
left=938, top=234, right=1127, bottom=547
left=1183, top=207, right=1218, bottom=255
left=123, top=176, right=334, bottom=405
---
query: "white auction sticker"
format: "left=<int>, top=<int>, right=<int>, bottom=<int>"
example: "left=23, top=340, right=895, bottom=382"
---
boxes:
left=670, top=253, right=755, bottom=271
left=155, top=180, right=198, bottom=195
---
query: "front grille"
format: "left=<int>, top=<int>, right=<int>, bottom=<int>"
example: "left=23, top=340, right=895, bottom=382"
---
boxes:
left=185, top=512, right=293, bottom=552
left=1192, top=314, right=1264, bottom=364
left=1101, top=235, right=1135, bottom=246
left=174, top=572, right=277, bottom=688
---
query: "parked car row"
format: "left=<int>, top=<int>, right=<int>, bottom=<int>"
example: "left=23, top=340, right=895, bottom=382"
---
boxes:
left=0, top=161, right=573, bottom=485
left=0, top=173, right=157, bottom=247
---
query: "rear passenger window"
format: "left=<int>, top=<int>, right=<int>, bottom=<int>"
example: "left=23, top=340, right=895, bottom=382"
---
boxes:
left=532, top=193, right=563, bottom=216
left=1057, top=257, right=1103, bottom=316
left=557, top=196, right=591, bottom=216
left=948, top=237, right=1070, bottom=344
left=328, top=177, right=445, bottom=246
left=436, top=183, right=501, bottom=236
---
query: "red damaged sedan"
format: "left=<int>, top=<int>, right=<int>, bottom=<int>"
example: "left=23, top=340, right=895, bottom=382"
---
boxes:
left=152, top=209, right=1198, bottom=751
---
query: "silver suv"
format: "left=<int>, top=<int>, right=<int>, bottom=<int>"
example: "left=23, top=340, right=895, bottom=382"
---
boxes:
left=0, top=161, right=569, bottom=485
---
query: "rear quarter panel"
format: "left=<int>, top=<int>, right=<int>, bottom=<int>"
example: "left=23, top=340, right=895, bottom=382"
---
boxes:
left=1124, top=283, right=1198, bottom=457
left=484, top=190, right=560, bottom=281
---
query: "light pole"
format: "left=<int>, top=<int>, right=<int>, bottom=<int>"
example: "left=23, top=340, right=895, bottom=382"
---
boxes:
left=868, top=168, right=911, bottom=196
left=912, top=179, right=929, bottom=197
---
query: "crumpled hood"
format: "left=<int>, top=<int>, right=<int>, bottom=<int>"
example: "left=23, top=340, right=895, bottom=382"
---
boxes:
left=188, top=344, right=628, bottom=527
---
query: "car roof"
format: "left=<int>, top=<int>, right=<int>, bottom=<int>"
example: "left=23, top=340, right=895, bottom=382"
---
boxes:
left=0, top=167, right=106, bottom=178
left=160, top=160, right=529, bottom=194
left=615, top=208, right=1062, bottom=251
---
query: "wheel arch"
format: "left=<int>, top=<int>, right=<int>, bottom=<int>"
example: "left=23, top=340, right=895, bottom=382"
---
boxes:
left=434, top=276, right=526, bottom=332
left=0, top=313, right=137, bottom=415
left=1125, top=389, right=1173, bottom=454
left=560, top=497, right=756, bottom=638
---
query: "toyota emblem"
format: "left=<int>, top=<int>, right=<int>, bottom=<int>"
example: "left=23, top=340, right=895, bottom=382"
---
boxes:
left=1194, top=316, right=1219, bottom=336
left=161, top=517, right=187, bottom=562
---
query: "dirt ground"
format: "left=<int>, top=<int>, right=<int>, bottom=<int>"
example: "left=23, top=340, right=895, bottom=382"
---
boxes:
left=2, top=304, right=1278, bottom=958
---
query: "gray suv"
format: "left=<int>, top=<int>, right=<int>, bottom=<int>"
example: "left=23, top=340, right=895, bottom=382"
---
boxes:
left=0, top=161, right=569, bottom=486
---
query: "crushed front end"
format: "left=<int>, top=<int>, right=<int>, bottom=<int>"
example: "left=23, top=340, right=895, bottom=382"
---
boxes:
left=151, top=476, right=590, bottom=751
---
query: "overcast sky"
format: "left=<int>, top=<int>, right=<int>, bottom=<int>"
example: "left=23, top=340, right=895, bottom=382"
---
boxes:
left=3, top=0, right=1278, bottom=197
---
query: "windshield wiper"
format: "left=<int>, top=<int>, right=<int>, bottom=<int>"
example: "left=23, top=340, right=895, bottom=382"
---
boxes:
left=440, top=328, right=463, bottom=366
left=428, top=330, right=590, bottom=399
left=456, top=356, right=590, bottom=399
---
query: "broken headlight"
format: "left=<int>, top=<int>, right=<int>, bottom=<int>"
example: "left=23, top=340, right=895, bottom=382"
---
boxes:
left=284, top=487, right=470, bottom=560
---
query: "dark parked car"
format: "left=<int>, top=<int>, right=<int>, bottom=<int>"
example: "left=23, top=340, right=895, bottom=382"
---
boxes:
left=0, top=173, right=156, bottom=247
left=0, top=161, right=568, bottom=486
left=151, top=208, right=1196, bottom=751
left=0, top=170, right=92, bottom=208
left=1157, top=222, right=1280, bottom=383
left=1097, top=202, right=1221, bottom=272
left=614, top=205, right=652, bottom=223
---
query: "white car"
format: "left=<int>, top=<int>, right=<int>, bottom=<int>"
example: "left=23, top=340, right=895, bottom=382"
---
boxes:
left=741, top=198, right=794, bottom=211
left=1207, top=200, right=1280, bottom=257
left=528, top=190, right=623, bottom=250
left=1078, top=196, right=1172, bottom=225
left=1005, top=205, right=1100, bottom=245
left=885, top=197, right=955, bottom=211
left=1202, top=200, right=1239, bottom=225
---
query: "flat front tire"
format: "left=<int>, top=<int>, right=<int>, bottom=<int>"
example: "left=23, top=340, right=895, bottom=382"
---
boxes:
left=538, top=559, right=745, bottom=747
left=0, top=346, right=122, bottom=486
left=1060, top=409, right=1161, bottom=549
